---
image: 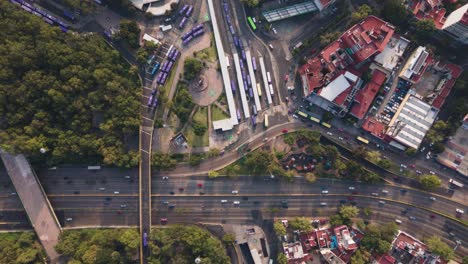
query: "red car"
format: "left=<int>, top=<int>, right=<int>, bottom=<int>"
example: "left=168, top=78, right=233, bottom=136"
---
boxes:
left=282, top=129, right=289, bottom=133
left=430, top=215, right=435, bottom=219
left=284, top=74, right=289, bottom=82
left=197, top=183, right=203, bottom=188
left=179, top=187, right=184, bottom=191
left=160, top=218, right=167, bottom=224
left=347, top=196, right=355, bottom=201
left=409, top=164, right=416, bottom=168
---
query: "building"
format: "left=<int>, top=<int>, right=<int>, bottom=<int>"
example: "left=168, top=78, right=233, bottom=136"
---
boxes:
left=130, top=0, right=180, bottom=16
left=442, top=3, right=468, bottom=44
left=407, top=0, right=447, bottom=29
left=374, top=35, right=410, bottom=72
left=300, top=16, right=395, bottom=117
left=320, top=248, right=346, bottom=264
left=282, top=242, right=310, bottom=263
left=399, top=46, right=430, bottom=83
left=262, top=0, right=335, bottom=23
left=385, top=92, right=439, bottom=150
left=333, top=225, right=358, bottom=251
left=436, top=114, right=468, bottom=176
left=388, top=231, right=443, bottom=264
left=350, top=69, right=387, bottom=120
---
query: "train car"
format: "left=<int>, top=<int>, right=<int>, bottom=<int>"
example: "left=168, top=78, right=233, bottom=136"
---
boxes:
left=252, top=57, right=257, bottom=71
left=181, top=32, right=192, bottom=40
left=179, top=4, right=188, bottom=16
left=226, top=14, right=231, bottom=25
left=229, top=25, right=234, bottom=35
left=231, top=80, right=237, bottom=95
left=43, top=16, right=54, bottom=25
left=178, top=17, right=187, bottom=29
left=223, top=2, right=228, bottom=12
left=185, top=5, right=193, bottom=17
left=21, top=5, right=32, bottom=12
left=236, top=110, right=241, bottom=121
left=59, top=26, right=68, bottom=33
left=10, top=0, right=21, bottom=5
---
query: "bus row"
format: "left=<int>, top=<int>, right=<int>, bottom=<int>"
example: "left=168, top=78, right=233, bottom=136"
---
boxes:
left=167, top=48, right=180, bottom=62
left=179, top=5, right=193, bottom=17
left=181, top=24, right=204, bottom=40
left=295, top=110, right=332, bottom=129
left=10, top=0, right=69, bottom=32
left=182, top=28, right=205, bottom=45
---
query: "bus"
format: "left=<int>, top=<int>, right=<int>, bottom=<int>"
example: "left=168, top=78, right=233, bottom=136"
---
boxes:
left=264, top=114, right=269, bottom=128
left=266, top=72, right=271, bottom=83
left=356, top=136, right=369, bottom=145
left=310, top=116, right=320, bottom=123
left=143, top=233, right=148, bottom=247
left=449, top=179, right=464, bottom=188
left=321, top=122, right=332, bottom=129
left=297, top=111, right=308, bottom=118
left=257, top=83, right=262, bottom=97
left=247, top=17, right=256, bottom=30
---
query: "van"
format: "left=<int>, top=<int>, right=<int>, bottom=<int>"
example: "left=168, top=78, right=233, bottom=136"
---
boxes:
left=221, top=200, right=227, bottom=203
left=456, top=208, right=464, bottom=214
left=114, top=191, right=120, bottom=194
left=379, top=201, right=386, bottom=205
left=268, top=44, right=274, bottom=49
left=320, top=202, right=327, bottom=206
left=371, top=193, right=379, bottom=196
left=395, top=219, right=402, bottom=224
left=321, top=190, right=329, bottom=194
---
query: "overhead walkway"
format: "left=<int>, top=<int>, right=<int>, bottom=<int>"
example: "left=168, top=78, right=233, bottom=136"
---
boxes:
left=262, top=1, right=318, bottom=22
left=0, top=150, right=61, bottom=263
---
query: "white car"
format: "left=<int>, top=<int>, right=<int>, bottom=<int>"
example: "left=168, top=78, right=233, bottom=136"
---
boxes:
left=371, top=193, right=379, bottom=196
left=338, top=137, right=344, bottom=141
left=221, top=200, right=227, bottom=203
left=232, top=190, right=239, bottom=194
left=456, top=208, right=464, bottom=214
left=162, top=176, right=169, bottom=180
left=233, top=201, right=240, bottom=205
left=429, top=196, right=436, bottom=201
left=66, top=218, right=73, bottom=222
left=395, top=219, right=402, bottom=224
left=326, top=132, right=333, bottom=136
left=114, top=191, right=120, bottom=194
left=99, top=187, right=106, bottom=191
left=379, top=201, right=386, bottom=205
left=321, top=190, right=329, bottom=194
left=320, top=202, right=327, bottom=206
left=272, top=27, right=277, bottom=34
left=348, top=187, right=355, bottom=190
left=124, top=175, right=131, bottom=179
left=381, top=190, right=389, bottom=194
left=429, top=171, right=435, bottom=175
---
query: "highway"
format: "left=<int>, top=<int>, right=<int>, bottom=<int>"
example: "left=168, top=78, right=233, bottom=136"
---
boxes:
left=0, top=172, right=466, bottom=256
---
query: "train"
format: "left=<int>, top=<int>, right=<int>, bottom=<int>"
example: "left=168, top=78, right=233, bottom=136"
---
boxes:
left=10, top=0, right=69, bottom=32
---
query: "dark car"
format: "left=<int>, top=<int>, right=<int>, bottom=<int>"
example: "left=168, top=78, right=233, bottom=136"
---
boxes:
left=350, top=201, right=357, bottom=205
left=199, top=191, right=205, bottom=195
left=169, top=191, right=175, bottom=195
left=179, top=187, right=184, bottom=191
left=340, top=200, right=347, bottom=204
left=242, top=196, right=249, bottom=200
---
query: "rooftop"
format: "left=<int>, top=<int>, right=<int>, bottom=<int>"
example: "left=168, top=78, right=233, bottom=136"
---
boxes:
left=350, top=69, right=387, bottom=119
left=409, top=0, right=447, bottom=29
left=436, top=122, right=468, bottom=176
left=374, top=35, right=410, bottom=71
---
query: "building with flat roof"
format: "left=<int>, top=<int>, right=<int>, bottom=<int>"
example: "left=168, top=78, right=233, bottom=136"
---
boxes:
left=300, top=16, right=394, bottom=117
left=437, top=114, right=468, bottom=176
left=385, top=92, right=439, bottom=150
left=374, top=35, right=410, bottom=72
left=442, top=3, right=468, bottom=44
left=262, top=0, right=335, bottom=23
left=131, top=0, right=180, bottom=16
left=399, top=46, right=430, bottom=83
left=283, top=241, right=310, bottom=263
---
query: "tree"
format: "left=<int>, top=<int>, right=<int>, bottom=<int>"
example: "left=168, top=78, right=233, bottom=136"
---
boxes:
left=118, top=20, right=141, bottom=48
left=426, top=120, right=449, bottom=143
left=363, top=207, right=372, bottom=217
left=225, top=164, right=240, bottom=177
left=208, top=170, right=219, bottom=178
left=119, top=229, right=140, bottom=251
left=366, top=150, right=381, bottom=163
left=414, top=19, right=436, bottom=41
left=289, top=217, right=312, bottom=232
left=405, top=148, right=417, bottom=156
left=351, top=249, right=371, bottom=264
left=420, top=174, right=441, bottom=190
left=320, top=31, right=341, bottom=47
left=245, top=150, right=273, bottom=175
left=339, top=205, right=359, bottom=219
left=277, top=253, right=288, bottom=264
left=462, top=256, right=468, bottom=264
left=426, top=236, right=454, bottom=260
left=322, top=111, right=334, bottom=123
left=376, top=240, right=392, bottom=254
left=240, top=0, right=260, bottom=7
left=380, top=222, right=398, bottom=242
left=432, top=142, right=445, bottom=154
left=151, top=152, right=177, bottom=170
left=222, top=233, right=235, bottom=244
left=189, top=155, right=203, bottom=167
left=350, top=5, right=373, bottom=24
left=377, top=159, right=392, bottom=169
left=382, top=0, right=409, bottom=28
left=207, top=148, right=221, bottom=157
left=183, top=58, right=203, bottom=80
left=329, top=214, right=344, bottom=227
left=192, top=121, right=207, bottom=136
left=305, top=172, right=317, bottom=183
left=273, top=222, right=287, bottom=236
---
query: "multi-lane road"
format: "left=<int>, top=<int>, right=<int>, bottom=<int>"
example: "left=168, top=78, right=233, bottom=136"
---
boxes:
left=0, top=169, right=466, bottom=255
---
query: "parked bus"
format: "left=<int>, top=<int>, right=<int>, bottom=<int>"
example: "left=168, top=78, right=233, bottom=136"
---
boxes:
left=252, top=57, right=257, bottom=71
left=269, top=84, right=274, bottom=96
left=310, top=116, right=320, bottom=123
left=264, top=114, right=269, bottom=128
left=231, top=80, right=236, bottom=94
left=251, top=116, right=257, bottom=126
left=143, top=233, right=148, bottom=247
left=179, top=4, right=189, bottom=16
left=449, top=179, right=464, bottom=188
left=356, top=136, right=369, bottom=145
left=236, top=110, right=241, bottom=121
left=247, top=16, right=256, bottom=30
left=257, top=83, right=262, bottom=97
left=266, top=72, right=271, bottom=83
left=185, top=5, right=193, bottom=17
left=297, top=111, right=308, bottom=118
left=321, top=122, right=332, bottom=129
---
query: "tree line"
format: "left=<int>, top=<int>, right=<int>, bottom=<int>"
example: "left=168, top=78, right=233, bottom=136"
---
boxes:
left=0, top=1, right=141, bottom=168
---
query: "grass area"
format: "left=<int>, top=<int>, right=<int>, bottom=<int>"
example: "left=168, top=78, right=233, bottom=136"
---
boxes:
left=0, top=232, right=23, bottom=242
left=194, top=38, right=217, bottom=63
left=211, top=104, right=229, bottom=121
left=185, top=107, right=209, bottom=147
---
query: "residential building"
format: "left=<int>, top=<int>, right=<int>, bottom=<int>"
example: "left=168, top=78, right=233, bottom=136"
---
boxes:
left=436, top=114, right=468, bottom=177
left=407, top=0, right=447, bottom=29
left=300, top=16, right=395, bottom=117
left=442, top=3, right=468, bottom=44
left=282, top=241, right=310, bottom=263
left=350, top=69, right=387, bottom=120
left=399, top=46, right=430, bottom=83
left=374, top=35, right=410, bottom=72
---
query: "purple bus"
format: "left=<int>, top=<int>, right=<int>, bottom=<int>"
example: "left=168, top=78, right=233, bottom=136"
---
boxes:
left=185, top=6, right=193, bottom=17
left=241, top=50, right=246, bottom=61
left=223, top=3, right=228, bottom=13
left=152, top=97, right=158, bottom=108
left=179, top=5, right=188, bottom=16
left=252, top=57, right=257, bottom=71
left=172, top=51, right=180, bottom=61
left=157, top=72, right=164, bottom=83
left=243, top=81, right=248, bottom=91
left=181, top=32, right=192, bottom=40
left=241, top=70, right=246, bottom=81
left=143, top=233, right=148, bottom=247
left=231, top=80, right=236, bottom=94
left=251, top=116, right=257, bottom=126
left=178, top=17, right=187, bottom=29
left=192, top=24, right=204, bottom=32
left=247, top=75, right=251, bottom=86
left=229, top=25, right=234, bottom=35
left=147, top=94, right=154, bottom=106
left=226, top=14, right=231, bottom=25
left=253, top=105, right=257, bottom=116
left=193, top=28, right=204, bottom=37
left=249, top=88, right=253, bottom=98
left=167, top=61, right=174, bottom=72
left=183, top=36, right=193, bottom=45
left=236, top=110, right=241, bottom=121
left=233, top=36, right=240, bottom=48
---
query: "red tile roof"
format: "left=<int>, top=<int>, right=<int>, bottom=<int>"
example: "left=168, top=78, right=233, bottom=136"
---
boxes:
left=410, top=0, right=446, bottom=29
left=362, top=117, right=387, bottom=138
left=375, top=254, right=396, bottom=264
left=350, top=69, right=387, bottom=119
left=316, top=228, right=332, bottom=248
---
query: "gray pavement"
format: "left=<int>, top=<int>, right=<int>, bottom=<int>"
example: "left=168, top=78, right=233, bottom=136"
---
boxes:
left=0, top=151, right=61, bottom=263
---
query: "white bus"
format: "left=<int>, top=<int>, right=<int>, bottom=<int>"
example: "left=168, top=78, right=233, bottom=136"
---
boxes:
left=266, top=72, right=271, bottom=83
left=449, top=179, right=464, bottom=188
left=225, top=56, right=230, bottom=67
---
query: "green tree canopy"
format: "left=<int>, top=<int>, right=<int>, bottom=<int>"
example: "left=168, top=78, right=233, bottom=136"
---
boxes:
left=320, top=31, right=341, bottom=47
left=419, top=174, right=441, bottom=190
left=339, top=205, right=359, bottom=219
left=245, top=150, right=274, bottom=175
left=414, top=19, right=436, bottom=41
left=117, top=20, right=141, bottom=48
left=350, top=5, right=373, bottom=24
left=382, top=0, right=409, bottom=28
left=289, top=217, right=312, bottom=232
left=273, top=222, right=287, bottom=236
left=426, top=236, right=454, bottom=261
left=184, top=58, right=204, bottom=80
left=241, top=0, right=260, bottom=7
left=152, top=152, right=177, bottom=170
